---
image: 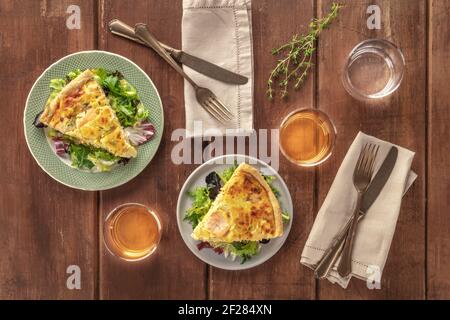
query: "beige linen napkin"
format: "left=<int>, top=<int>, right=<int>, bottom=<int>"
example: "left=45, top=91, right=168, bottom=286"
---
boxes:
left=301, top=132, right=417, bottom=288
left=182, top=0, right=253, bottom=138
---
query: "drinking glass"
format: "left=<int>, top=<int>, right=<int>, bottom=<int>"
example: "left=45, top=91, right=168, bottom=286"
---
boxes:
left=279, top=108, right=337, bottom=167
left=103, top=203, right=162, bottom=261
left=342, top=39, right=405, bottom=101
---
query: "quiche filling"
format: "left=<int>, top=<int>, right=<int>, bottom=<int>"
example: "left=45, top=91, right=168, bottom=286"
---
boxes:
left=34, top=68, right=155, bottom=171
left=192, top=163, right=283, bottom=242
left=185, top=163, right=290, bottom=264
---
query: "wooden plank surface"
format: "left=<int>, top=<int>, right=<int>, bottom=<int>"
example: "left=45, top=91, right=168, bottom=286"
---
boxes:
left=97, top=0, right=206, bottom=300
left=316, top=0, right=426, bottom=299
left=0, top=0, right=97, bottom=299
left=427, top=0, right=450, bottom=300
left=1, top=0, right=448, bottom=300
left=208, top=0, right=317, bottom=300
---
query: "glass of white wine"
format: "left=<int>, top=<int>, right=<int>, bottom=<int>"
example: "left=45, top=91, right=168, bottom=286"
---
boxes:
left=103, top=203, right=162, bottom=262
left=279, top=108, right=337, bottom=167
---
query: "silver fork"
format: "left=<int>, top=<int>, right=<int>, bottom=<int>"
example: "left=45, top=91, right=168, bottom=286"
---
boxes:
left=314, top=214, right=363, bottom=279
left=337, top=142, right=379, bottom=277
left=134, top=23, right=234, bottom=124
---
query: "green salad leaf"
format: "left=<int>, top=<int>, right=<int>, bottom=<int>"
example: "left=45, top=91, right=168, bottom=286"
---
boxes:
left=67, top=142, right=120, bottom=171
left=185, top=187, right=212, bottom=228
left=92, top=68, right=108, bottom=83
left=218, top=162, right=238, bottom=183
left=210, top=241, right=261, bottom=264
left=108, top=95, right=148, bottom=128
left=68, top=144, right=95, bottom=170
left=108, top=95, right=135, bottom=127
left=48, top=79, right=66, bottom=100
left=136, top=103, right=150, bottom=121
left=118, top=79, right=138, bottom=98
left=66, top=69, right=82, bottom=82
left=93, top=150, right=119, bottom=162
left=229, top=241, right=260, bottom=264
left=102, top=71, right=147, bottom=127
left=102, top=74, right=137, bottom=99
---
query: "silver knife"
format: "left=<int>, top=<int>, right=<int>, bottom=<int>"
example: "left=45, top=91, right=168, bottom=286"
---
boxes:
left=108, top=19, right=248, bottom=85
left=314, top=146, right=398, bottom=279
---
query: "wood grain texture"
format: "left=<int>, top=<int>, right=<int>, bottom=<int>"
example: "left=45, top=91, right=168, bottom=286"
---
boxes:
left=208, top=0, right=317, bottom=300
left=97, top=0, right=206, bottom=300
left=427, top=0, right=450, bottom=300
left=316, top=0, right=426, bottom=299
left=1, top=0, right=448, bottom=300
left=0, top=0, right=97, bottom=299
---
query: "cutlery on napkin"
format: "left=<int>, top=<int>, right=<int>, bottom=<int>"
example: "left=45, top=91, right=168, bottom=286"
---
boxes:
left=108, top=19, right=248, bottom=85
left=182, top=0, right=254, bottom=137
left=301, top=132, right=417, bottom=288
left=134, top=23, right=234, bottom=124
left=314, top=146, right=399, bottom=279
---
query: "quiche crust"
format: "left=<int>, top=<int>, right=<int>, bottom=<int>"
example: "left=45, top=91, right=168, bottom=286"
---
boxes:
left=39, top=69, right=137, bottom=158
left=192, top=163, right=283, bottom=243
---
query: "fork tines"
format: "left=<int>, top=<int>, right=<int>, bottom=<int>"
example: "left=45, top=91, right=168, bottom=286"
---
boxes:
left=203, top=96, right=234, bottom=123
left=355, top=142, right=380, bottom=179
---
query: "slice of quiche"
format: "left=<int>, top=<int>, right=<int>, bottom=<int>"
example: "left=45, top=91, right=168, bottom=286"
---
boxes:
left=39, top=69, right=137, bottom=158
left=192, top=163, right=283, bottom=243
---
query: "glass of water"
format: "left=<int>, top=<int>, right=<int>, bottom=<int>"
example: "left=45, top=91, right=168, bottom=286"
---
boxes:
left=342, top=39, right=405, bottom=101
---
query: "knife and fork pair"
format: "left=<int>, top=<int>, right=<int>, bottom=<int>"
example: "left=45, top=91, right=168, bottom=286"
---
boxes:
left=314, top=143, right=398, bottom=278
left=109, top=19, right=248, bottom=124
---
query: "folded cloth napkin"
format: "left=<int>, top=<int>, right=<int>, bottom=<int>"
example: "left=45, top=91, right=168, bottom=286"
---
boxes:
left=301, top=132, right=417, bottom=288
left=182, top=0, right=253, bottom=138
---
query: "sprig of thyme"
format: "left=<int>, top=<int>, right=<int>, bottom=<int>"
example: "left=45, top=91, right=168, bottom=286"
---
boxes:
left=267, top=3, right=343, bottom=99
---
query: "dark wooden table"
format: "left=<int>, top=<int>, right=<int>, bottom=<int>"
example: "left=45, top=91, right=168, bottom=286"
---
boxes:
left=1, top=0, right=448, bottom=300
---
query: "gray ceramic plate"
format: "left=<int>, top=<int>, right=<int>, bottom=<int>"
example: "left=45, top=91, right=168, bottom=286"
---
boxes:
left=24, top=51, right=164, bottom=190
left=177, top=155, right=293, bottom=270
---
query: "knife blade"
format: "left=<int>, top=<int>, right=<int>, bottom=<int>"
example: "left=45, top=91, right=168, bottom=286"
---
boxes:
left=360, top=146, right=398, bottom=213
left=314, top=146, right=398, bottom=279
left=108, top=19, right=248, bottom=85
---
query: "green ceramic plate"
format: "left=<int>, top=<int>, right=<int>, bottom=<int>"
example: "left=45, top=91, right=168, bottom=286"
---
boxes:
left=24, top=51, right=164, bottom=191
